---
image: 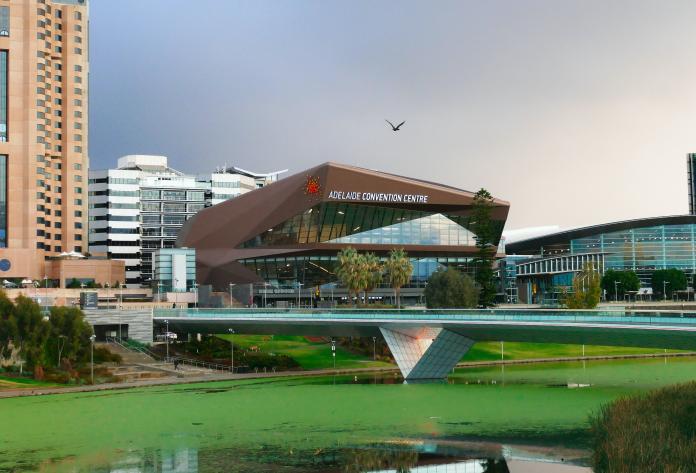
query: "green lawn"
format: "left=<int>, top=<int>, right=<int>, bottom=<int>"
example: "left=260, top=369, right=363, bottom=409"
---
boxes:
left=217, top=334, right=393, bottom=370
left=217, top=335, right=686, bottom=370
left=462, top=341, right=685, bottom=362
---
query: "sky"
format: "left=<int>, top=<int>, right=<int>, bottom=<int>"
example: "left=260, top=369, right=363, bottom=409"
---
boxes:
left=89, top=0, right=696, bottom=231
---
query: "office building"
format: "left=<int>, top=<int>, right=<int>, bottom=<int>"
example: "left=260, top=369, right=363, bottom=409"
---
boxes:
left=153, top=247, right=196, bottom=293
left=89, top=155, right=285, bottom=286
left=0, top=0, right=90, bottom=280
left=177, top=162, right=510, bottom=305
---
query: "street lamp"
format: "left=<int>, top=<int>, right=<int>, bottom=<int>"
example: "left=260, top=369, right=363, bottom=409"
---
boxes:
left=372, top=336, right=376, bottom=361
left=331, top=339, right=336, bottom=370
left=193, top=282, right=199, bottom=309
left=164, top=319, right=170, bottom=362
left=90, top=334, right=96, bottom=384
left=229, top=283, right=235, bottom=308
left=263, top=282, right=269, bottom=308
left=173, top=278, right=179, bottom=307
left=43, top=274, right=48, bottom=314
left=614, top=280, right=622, bottom=302
left=297, top=283, right=303, bottom=309
left=228, top=328, right=235, bottom=372
left=663, top=280, right=670, bottom=301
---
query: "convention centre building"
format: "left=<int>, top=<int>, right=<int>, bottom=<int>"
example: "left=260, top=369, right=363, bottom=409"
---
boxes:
left=505, top=215, right=696, bottom=304
left=177, top=162, right=509, bottom=305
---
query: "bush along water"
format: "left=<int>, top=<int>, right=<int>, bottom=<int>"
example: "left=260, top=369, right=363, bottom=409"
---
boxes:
left=590, top=381, right=696, bottom=472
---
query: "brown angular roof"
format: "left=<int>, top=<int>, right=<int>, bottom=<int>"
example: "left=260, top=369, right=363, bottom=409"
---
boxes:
left=177, top=162, right=510, bottom=287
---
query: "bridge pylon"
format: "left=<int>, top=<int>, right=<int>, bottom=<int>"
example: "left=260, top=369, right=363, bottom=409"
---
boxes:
left=380, top=327, right=474, bottom=381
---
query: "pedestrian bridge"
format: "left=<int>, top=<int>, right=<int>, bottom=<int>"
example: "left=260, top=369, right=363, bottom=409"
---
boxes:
left=153, top=308, right=696, bottom=381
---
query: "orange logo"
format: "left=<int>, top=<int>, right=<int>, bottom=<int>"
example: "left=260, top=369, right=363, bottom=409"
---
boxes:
left=304, top=175, right=321, bottom=196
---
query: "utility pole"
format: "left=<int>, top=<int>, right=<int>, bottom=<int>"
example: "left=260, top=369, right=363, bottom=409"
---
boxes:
left=228, top=328, right=235, bottom=372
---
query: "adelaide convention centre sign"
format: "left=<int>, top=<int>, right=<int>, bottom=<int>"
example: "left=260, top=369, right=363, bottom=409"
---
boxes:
left=327, top=190, right=429, bottom=203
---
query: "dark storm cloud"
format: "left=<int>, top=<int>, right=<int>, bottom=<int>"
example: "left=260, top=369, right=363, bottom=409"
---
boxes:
left=89, top=0, right=696, bottom=230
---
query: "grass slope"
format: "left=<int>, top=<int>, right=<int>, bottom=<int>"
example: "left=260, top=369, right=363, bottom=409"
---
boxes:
left=217, top=334, right=393, bottom=370
left=218, top=335, right=683, bottom=370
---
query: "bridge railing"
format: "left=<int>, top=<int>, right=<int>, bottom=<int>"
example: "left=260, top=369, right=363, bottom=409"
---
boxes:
left=152, top=307, right=696, bottom=326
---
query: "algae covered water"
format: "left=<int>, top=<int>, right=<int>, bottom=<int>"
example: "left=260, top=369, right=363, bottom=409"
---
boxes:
left=2, top=356, right=696, bottom=472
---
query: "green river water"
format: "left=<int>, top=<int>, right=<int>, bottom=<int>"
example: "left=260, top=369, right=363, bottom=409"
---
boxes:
left=2, top=356, right=696, bottom=472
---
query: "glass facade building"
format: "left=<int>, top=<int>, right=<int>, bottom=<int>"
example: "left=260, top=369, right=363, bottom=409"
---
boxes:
left=506, top=216, right=696, bottom=302
left=178, top=162, right=510, bottom=304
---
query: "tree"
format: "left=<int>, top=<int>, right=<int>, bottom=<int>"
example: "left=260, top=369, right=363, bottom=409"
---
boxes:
left=424, top=267, right=478, bottom=308
left=470, top=188, right=498, bottom=307
left=362, top=252, right=383, bottom=304
left=336, top=247, right=368, bottom=305
left=563, top=263, right=601, bottom=309
left=48, top=306, right=93, bottom=368
left=384, top=248, right=413, bottom=309
left=67, top=278, right=81, bottom=289
left=12, top=295, right=51, bottom=378
left=651, top=269, right=687, bottom=299
left=601, top=270, right=640, bottom=301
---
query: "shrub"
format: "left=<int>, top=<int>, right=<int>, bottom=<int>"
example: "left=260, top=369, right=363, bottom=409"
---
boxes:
left=590, top=381, right=696, bottom=472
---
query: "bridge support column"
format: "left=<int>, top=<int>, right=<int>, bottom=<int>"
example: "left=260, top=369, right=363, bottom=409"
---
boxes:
left=380, top=327, right=474, bottom=381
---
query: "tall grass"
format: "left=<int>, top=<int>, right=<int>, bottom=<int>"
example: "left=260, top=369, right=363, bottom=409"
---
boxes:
left=590, top=381, right=696, bottom=472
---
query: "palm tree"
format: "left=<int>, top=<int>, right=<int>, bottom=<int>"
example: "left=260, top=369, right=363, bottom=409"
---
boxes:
left=362, top=252, right=383, bottom=304
left=336, top=247, right=367, bottom=305
left=384, top=248, right=413, bottom=309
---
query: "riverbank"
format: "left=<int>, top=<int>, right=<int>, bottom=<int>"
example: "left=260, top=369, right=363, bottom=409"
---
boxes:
left=2, top=351, right=695, bottom=399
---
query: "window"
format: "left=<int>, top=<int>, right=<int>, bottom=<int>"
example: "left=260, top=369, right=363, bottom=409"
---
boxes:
left=74, top=64, right=82, bottom=72
left=74, top=187, right=82, bottom=194
left=73, top=99, right=81, bottom=106
left=0, top=7, right=9, bottom=37
left=56, top=9, right=62, bottom=19
left=75, top=25, right=81, bottom=32
left=74, top=122, right=82, bottom=130
left=74, top=48, right=81, bottom=55
left=74, top=222, right=82, bottom=229
left=74, top=134, right=82, bottom=141
left=74, top=88, right=81, bottom=95
left=73, top=210, right=80, bottom=217
left=74, top=198, right=82, bottom=205
left=75, top=175, right=82, bottom=182
left=54, top=86, right=62, bottom=93
left=55, top=63, right=62, bottom=71
left=55, top=98, right=62, bottom=105
left=74, top=110, right=82, bottom=118
left=73, top=163, right=81, bottom=170
left=74, top=76, right=81, bottom=84
left=75, top=11, right=82, bottom=21
left=54, top=222, right=61, bottom=229
left=0, top=51, right=6, bottom=143
left=55, top=210, right=62, bottom=217
left=55, top=46, right=62, bottom=54
left=74, top=36, right=81, bottom=44
left=74, top=146, right=82, bottom=153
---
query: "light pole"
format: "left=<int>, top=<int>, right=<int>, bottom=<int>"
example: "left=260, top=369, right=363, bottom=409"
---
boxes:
left=228, top=328, right=234, bottom=372
left=164, top=319, right=170, bottom=362
left=193, top=282, right=199, bottom=309
left=614, top=280, right=621, bottom=302
left=157, top=281, right=163, bottom=302
left=263, top=283, right=269, bottom=308
left=43, top=274, right=48, bottom=314
left=297, top=283, right=303, bottom=309
left=90, top=334, right=96, bottom=384
left=229, top=283, right=235, bottom=308
left=663, top=280, right=670, bottom=301
left=331, top=339, right=336, bottom=370
left=372, top=336, right=376, bottom=360
left=119, top=282, right=124, bottom=309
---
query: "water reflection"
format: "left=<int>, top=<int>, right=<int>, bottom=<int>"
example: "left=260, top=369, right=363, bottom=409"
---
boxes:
left=41, top=444, right=517, bottom=473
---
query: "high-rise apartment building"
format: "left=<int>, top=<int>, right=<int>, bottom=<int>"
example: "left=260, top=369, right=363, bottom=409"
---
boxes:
left=88, top=155, right=285, bottom=286
left=688, top=153, right=696, bottom=215
left=0, top=0, right=89, bottom=279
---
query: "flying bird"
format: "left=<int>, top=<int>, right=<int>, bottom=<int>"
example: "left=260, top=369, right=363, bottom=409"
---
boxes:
left=385, top=119, right=405, bottom=131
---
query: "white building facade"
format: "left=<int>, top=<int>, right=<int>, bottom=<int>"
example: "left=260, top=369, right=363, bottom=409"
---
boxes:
left=89, top=155, right=285, bottom=287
